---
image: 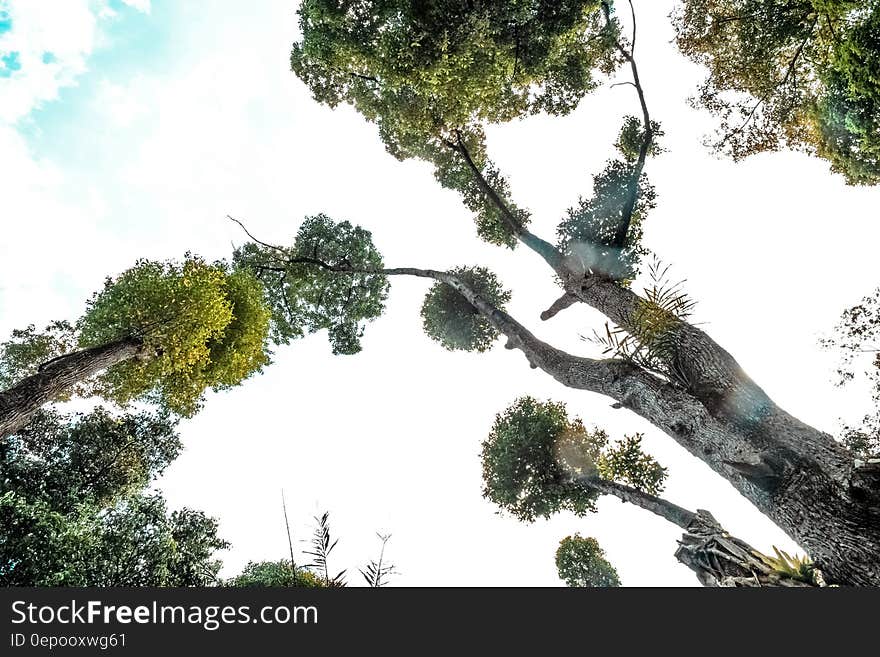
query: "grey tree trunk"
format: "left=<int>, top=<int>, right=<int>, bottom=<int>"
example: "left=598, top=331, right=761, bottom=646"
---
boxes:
left=248, top=253, right=880, bottom=585
left=578, top=477, right=820, bottom=587
left=0, top=337, right=145, bottom=439
left=441, top=268, right=880, bottom=585
left=425, top=30, right=875, bottom=583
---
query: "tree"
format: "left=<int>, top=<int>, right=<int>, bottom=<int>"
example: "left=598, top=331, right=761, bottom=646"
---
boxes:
left=0, top=254, right=272, bottom=438
left=480, top=397, right=823, bottom=587
left=673, top=0, right=880, bottom=185
left=822, top=288, right=880, bottom=474
left=555, top=535, right=621, bottom=587
left=0, top=408, right=228, bottom=586
left=225, top=560, right=325, bottom=587
left=225, top=510, right=396, bottom=588
left=274, top=0, right=880, bottom=585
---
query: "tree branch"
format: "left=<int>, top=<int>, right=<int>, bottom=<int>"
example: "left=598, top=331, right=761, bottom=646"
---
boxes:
left=445, top=133, right=566, bottom=273
left=601, top=1, right=654, bottom=248
left=576, top=475, right=696, bottom=529
left=540, top=292, right=579, bottom=321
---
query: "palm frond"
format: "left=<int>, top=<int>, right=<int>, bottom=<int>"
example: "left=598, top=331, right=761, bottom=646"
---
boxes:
left=583, top=256, right=696, bottom=386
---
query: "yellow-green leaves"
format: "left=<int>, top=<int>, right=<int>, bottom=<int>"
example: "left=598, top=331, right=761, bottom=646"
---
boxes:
left=596, top=434, right=667, bottom=496
left=752, top=546, right=815, bottom=583
left=78, top=255, right=271, bottom=417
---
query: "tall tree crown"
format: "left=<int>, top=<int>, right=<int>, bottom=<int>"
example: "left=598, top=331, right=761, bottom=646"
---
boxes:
left=673, top=0, right=880, bottom=185
left=233, top=214, right=390, bottom=355
left=480, top=396, right=666, bottom=521
left=77, top=255, right=272, bottom=416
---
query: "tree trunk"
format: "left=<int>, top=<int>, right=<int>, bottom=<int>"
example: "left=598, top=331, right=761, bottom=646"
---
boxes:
left=445, top=269, right=880, bottom=585
left=675, top=510, right=820, bottom=587
left=431, top=30, right=880, bottom=583
left=252, top=256, right=880, bottom=585
left=557, top=272, right=880, bottom=585
left=0, top=337, right=145, bottom=439
left=579, top=477, right=821, bottom=587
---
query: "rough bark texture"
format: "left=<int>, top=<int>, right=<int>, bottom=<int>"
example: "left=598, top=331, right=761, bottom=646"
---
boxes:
left=578, top=477, right=820, bottom=586
left=0, top=337, right=145, bottom=439
left=418, top=6, right=876, bottom=583
left=255, top=252, right=880, bottom=585
left=445, top=269, right=880, bottom=585
left=675, top=510, right=820, bottom=588
left=579, top=476, right=697, bottom=529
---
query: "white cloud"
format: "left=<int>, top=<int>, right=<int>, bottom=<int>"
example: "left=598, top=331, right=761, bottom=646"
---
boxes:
left=93, top=78, right=148, bottom=127
left=0, top=0, right=100, bottom=123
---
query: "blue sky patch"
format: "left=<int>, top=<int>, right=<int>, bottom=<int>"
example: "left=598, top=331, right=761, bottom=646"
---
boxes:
left=0, top=50, right=20, bottom=77
left=22, top=0, right=174, bottom=162
left=42, top=51, right=56, bottom=64
left=0, top=9, right=12, bottom=36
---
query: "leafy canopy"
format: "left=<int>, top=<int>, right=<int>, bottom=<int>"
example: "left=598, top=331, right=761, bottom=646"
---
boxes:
left=77, top=254, right=272, bottom=417
left=225, top=560, right=325, bottom=588
left=673, top=0, right=880, bottom=185
left=555, top=534, right=621, bottom=587
left=0, top=409, right=227, bottom=586
left=291, top=0, right=624, bottom=245
left=822, top=286, right=880, bottom=458
left=1, top=407, right=180, bottom=512
left=421, top=266, right=511, bottom=352
left=480, top=396, right=666, bottom=521
left=233, top=214, right=390, bottom=355
left=0, top=320, right=77, bottom=390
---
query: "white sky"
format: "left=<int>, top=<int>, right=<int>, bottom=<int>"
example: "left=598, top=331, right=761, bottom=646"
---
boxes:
left=1, top=0, right=878, bottom=587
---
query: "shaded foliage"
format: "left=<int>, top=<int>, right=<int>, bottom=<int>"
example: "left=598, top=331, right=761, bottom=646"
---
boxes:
left=225, top=560, right=325, bottom=587
left=73, top=494, right=227, bottom=587
left=0, top=408, right=227, bottom=586
left=291, top=0, right=624, bottom=244
left=822, top=286, right=880, bottom=458
left=555, top=534, right=621, bottom=587
left=421, top=266, right=511, bottom=352
left=233, top=214, right=389, bottom=355
left=1, top=407, right=180, bottom=512
left=480, top=396, right=602, bottom=522
left=0, top=490, right=227, bottom=587
left=673, top=0, right=880, bottom=185
left=480, top=397, right=666, bottom=522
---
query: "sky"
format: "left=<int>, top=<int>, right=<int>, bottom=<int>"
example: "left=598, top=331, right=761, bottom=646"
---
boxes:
left=1, top=0, right=878, bottom=587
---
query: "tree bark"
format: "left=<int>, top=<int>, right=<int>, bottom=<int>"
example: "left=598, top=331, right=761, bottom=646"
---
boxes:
left=0, top=337, right=145, bottom=439
left=417, top=3, right=871, bottom=583
left=577, top=476, right=820, bottom=587
left=251, top=253, right=880, bottom=585
left=433, top=268, right=880, bottom=585
left=552, top=270, right=880, bottom=585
